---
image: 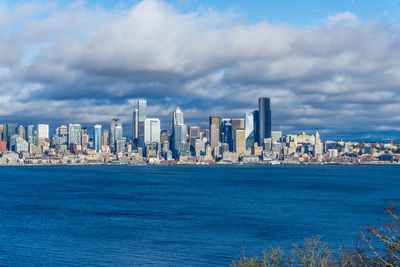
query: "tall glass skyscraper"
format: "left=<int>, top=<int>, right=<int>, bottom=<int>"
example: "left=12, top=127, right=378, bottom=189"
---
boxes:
left=93, top=124, right=102, bottom=152
left=110, top=118, right=122, bottom=150
left=138, top=100, right=147, bottom=148
left=173, top=107, right=184, bottom=125
left=245, top=112, right=254, bottom=149
left=258, top=97, right=271, bottom=144
left=172, top=107, right=188, bottom=156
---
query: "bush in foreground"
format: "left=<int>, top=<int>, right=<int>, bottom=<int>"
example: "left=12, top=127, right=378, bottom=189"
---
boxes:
left=231, top=205, right=400, bottom=267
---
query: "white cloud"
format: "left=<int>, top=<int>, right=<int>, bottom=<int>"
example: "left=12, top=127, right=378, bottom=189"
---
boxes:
left=0, top=1, right=399, bottom=139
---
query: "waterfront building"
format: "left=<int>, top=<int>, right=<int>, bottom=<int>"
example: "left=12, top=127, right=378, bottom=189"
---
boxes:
left=93, top=125, right=102, bottom=152
left=137, top=99, right=147, bottom=148
left=0, top=124, right=3, bottom=141
left=132, top=108, right=138, bottom=140
left=245, top=112, right=254, bottom=149
left=144, top=118, right=161, bottom=145
left=233, top=128, right=246, bottom=155
left=209, top=116, right=220, bottom=149
left=222, top=152, right=239, bottom=163
left=68, top=124, right=82, bottom=149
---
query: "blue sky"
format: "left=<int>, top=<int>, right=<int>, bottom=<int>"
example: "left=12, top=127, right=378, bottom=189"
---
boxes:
left=8, top=0, right=400, bottom=24
left=1, top=0, right=400, bottom=140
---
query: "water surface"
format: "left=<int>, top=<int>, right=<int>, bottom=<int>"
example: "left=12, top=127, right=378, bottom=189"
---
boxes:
left=0, top=165, right=398, bottom=266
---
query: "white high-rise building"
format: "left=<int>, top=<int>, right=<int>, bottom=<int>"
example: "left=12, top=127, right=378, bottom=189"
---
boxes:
left=144, top=118, right=161, bottom=144
left=68, top=124, right=82, bottom=146
left=173, top=107, right=184, bottom=126
left=37, top=124, right=49, bottom=139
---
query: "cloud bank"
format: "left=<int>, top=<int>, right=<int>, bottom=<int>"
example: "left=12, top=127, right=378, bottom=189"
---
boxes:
left=0, top=0, right=399, bottom=140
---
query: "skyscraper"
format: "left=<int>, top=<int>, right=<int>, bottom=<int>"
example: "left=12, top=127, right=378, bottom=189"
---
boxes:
left=172, top=107, right=188, bottom=156
left=189, top=126, right=201, bottom=148
left=220, top=119, right=232, bottom=149
left=173, top=107, right=184, bottom=125
left=233, top=128, right=246, bottom=155
left=253, top=110, right=259, bottom=145
left=245, top=112, right=254, bottom=149
left=258, top=97, right=271, bottom=144
left=102, top=130, right=109, bottom=149
left=137, top=100, right=147, bottom=148
left=4, top=123, right=18, bottom=143
left=25, top=125, right=34, bottom=142
left=110, top=118, right=122, bottom=150
left=0, top=124, right=3, bottom=141
left=38, top=124, right=49, bottom=139
left=68, top=124, right=82, bottom=148
left=209, top=116, right=220, bottom=149
left=93, top=124, right=102, bottom=152
left=144, top=118, right=161, bottom=144
left=132, top=108, right=138, bottom=140
left=231, top=118, right=245, bottom=142
left=18, top=125, right=25, bottom=139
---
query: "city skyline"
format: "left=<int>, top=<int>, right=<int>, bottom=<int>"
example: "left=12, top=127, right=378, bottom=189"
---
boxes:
left=0, top=0, right=400, bottom=141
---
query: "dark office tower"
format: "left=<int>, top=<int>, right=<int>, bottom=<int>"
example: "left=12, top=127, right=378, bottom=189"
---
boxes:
left=132, top=108, right=138, bottom=140
left=137, top=100, right=147, bottom=148
left=258, top=97, right=271, bottom=144
left=209, top=116, right=220, bottom=149
left=220, top=119, right=232, bottom=149
left=253, top=110, right=259, bottom=145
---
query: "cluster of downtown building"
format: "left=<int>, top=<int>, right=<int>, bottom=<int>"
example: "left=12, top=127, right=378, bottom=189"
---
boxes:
left=0, top=97, right=399, bottom=165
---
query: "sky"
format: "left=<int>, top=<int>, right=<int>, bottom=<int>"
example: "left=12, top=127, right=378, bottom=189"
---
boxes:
left=1, top=0, right=400, bottom=140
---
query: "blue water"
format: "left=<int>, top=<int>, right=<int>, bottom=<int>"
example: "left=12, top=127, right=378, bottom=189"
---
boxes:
left=0, top=165, right=399, bottom=266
